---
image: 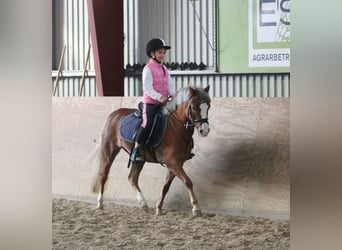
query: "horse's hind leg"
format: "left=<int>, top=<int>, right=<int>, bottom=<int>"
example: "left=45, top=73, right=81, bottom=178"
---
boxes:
left=92, top=142, right=120, bottom=209
left=156, top=170, right=175, bottom=215
left=128, top=162, right=148, bottom=209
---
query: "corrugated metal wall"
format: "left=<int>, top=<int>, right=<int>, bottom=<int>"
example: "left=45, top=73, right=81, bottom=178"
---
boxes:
left=53, top=72, right=289, bottom=97
left=134, top=0, right=216, bottom=68
left=52, top=0, right=95, bottom=96
left=52, top=71, right=97, bottom=96
left=124, top=72, right=290, bottom=97
left=52, top=0, right=290, bottom=97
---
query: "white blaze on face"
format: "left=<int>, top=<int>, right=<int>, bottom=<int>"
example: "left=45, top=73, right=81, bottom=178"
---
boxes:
left=199, top=103, right=210, bottom=136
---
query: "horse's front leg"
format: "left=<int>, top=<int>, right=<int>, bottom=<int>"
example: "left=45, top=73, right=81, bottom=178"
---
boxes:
left=128, top=162, right=148, bottom=210
left=171, top=164, right=202, bottom=216
left=156, top=170, right=175, bottom=215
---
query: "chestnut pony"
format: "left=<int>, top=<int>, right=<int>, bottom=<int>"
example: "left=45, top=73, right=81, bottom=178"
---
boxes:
left=91, top=86, right=211, bottom=216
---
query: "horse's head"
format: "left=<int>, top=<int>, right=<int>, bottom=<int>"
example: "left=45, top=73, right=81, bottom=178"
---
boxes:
left=187, top=86, right=211, bottom=137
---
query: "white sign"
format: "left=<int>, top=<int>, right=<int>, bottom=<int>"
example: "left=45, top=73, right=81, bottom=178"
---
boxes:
left=248, top=0, right=290, bottom=67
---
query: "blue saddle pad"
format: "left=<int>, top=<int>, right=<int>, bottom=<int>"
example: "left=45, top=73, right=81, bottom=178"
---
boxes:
left=119, top=112, right=168, bottom=148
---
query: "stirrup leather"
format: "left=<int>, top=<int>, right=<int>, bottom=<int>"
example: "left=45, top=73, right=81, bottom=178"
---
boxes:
left=130, top=147, right=144, bottom=162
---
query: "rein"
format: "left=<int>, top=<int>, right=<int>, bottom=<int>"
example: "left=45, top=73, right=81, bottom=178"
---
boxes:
left=168, top=113, right=194, bottom=158
left=166, top=99, right=209, bottom=130
left=166, top=107, right=194, bottom=146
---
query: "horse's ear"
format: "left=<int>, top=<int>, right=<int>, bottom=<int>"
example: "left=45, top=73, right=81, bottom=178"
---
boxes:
left=189, top=86, right=197, bottom=96
left=204, top=85, right=210, bottom=93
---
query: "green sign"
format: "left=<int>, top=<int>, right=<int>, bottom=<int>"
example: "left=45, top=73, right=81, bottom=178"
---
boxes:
left=218, top=0, right=290, bottom=73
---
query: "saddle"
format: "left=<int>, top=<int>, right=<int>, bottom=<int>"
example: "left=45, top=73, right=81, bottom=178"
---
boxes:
left=119, top=102, right=168, bottom=148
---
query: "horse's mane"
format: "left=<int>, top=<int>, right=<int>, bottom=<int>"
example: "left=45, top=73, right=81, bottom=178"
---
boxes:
left=162, top=86, right=211, bottom=115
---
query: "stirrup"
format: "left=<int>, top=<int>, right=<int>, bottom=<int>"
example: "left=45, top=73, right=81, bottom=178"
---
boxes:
left=130, top=147, right=144, bottom=162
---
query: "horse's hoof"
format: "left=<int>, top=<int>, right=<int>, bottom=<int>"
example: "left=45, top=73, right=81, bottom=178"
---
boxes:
left=192, top=209, right=202, bottom=217
left=140, top=204, right=148, bottom=211
left=95, top=204, right=104, bottom=210
left=156, top=208, right=165, bottom=215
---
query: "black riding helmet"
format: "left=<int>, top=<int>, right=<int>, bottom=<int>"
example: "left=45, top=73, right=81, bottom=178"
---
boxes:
left=146, top=38, right=171, bottom=57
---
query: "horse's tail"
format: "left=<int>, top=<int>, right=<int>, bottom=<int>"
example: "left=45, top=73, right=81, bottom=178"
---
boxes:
left=84, top=139, right=102, bottom=193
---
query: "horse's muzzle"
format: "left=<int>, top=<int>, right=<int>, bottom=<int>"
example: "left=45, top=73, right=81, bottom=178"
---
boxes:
left=198, top=122, right=210, bottom=137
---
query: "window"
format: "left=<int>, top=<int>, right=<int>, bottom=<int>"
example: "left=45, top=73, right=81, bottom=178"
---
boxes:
left=124, top=0, right=217, bottom=71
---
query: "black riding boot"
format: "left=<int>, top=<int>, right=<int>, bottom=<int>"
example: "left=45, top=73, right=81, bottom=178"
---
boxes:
left=130, top=147, right=144, bottom=162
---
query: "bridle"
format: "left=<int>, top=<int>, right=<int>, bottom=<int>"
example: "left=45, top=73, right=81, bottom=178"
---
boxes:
left=165, top=96, right=210, bottom=130
left=184, top=99, right=209, bottom=129
left=164, top=97, right=210, bottom=154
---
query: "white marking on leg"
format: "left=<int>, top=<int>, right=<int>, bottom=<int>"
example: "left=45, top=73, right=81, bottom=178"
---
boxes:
left=156, top=207, right=163, bottom=215
left=192, top=200, right=202, bottom=216
left=193, top=203, right=200, bottom=211
left=192, top=207, right=202, bottom=217
left=137, top=192, right=148, bottom=208
left=96, top=192, right=103, bottom=209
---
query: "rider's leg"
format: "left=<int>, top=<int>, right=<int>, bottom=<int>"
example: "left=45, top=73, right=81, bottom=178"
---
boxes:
left=130, top=104, right=157, bottom=162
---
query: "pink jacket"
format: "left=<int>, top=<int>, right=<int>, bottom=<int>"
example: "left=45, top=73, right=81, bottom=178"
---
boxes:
left=143, top=59, right=170, bottom=105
